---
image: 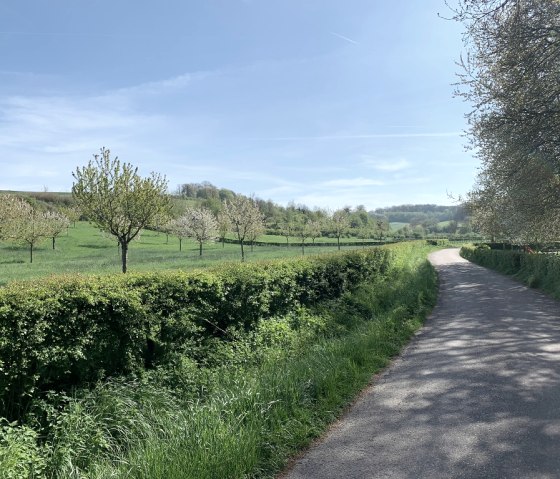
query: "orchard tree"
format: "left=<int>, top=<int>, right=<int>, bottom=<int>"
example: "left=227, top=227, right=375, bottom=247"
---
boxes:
left=308, top=219, right=322, bottom=244
left=0, top=195, right=53, bottom=262
left=14, top=202, right=51, bottom=263
left=181, top=207, right=218, bottom=256
left=72, top=147, right=171, bottom=273
left=44, top=211, right=70, bottom=249
left=0, top=194, right=26, bottom=240
left=294, top=216, right=312, bottom=255
left=170, top=216, right=189, bottom=251
left=224, top=196, right=264, bottom=261
left=59, top=205, right=81, bottom=227
left=247, top=215, right=265, bottom=252
left=216, top=211, right=231, bottom=248
left=330, top=209, right=350, bottom=250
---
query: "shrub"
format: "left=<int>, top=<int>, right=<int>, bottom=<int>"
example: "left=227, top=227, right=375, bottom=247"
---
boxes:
left=0, top=248, right=393, bottom=419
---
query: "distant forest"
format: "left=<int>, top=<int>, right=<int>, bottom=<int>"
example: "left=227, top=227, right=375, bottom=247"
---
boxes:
left=375, top=204, right=467, bottom=224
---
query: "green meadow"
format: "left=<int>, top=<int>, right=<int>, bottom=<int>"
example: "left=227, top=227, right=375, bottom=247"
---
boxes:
left=0, top=221, right=371, bottom=285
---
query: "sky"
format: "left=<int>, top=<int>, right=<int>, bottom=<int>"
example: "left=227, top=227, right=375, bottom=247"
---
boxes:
left=0, top=0, right=477, bottom=210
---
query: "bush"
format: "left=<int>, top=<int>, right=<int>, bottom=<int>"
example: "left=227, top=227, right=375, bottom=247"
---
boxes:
left=0, top=248, right=393, bottom=420
left=426, top=239, right=449, bottom=246
left=460, top=245, right=560, bottom=296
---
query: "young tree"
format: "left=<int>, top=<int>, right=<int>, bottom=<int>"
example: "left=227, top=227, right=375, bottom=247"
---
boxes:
left=216, top=211, right=231, bottom=248
left=44, top=211, right=70, bottom=250
left=247, top=217, right=265, bottom=252
left=169, top=216, right=189, bottom=251
left=224, top=196, right=264, bottom=261
left=308, top=219, right=322, bottom=244
left=279, top=207, right=297, bottom=245
left=181, top=207, right=218, bottom=256
left=72, top=147, right=171, bottom=273
left=14, top=203, right=51, bottom=263
left=294, top=216, right=312, bottom=255
left=0, top=194, right=26, bottom=241
left=330, top=209, right=350, bottom=250
left=59, top=205, right=81, bottom=228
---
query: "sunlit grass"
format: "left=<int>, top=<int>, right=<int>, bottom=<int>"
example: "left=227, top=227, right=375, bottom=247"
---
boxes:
left=0, top=222, right=365, bottom=285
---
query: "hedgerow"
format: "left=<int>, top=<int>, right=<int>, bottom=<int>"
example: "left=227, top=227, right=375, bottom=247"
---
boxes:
left=460, top=244, right=560, bottom=294
left=0, top=248, right=391, bottom=419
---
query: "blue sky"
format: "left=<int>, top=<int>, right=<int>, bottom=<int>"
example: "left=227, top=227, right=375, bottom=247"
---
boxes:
left=0, top=0, right=475, bottom=209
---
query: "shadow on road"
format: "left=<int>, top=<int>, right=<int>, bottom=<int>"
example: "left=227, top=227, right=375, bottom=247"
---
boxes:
left=286, top=248, right=560, bottom=479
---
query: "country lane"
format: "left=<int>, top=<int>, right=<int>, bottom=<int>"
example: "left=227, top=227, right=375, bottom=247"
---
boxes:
left=282, top=248, right=560, bottom=479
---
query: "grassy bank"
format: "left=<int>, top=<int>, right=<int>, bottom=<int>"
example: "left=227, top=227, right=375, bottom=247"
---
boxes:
left=0, top=243, right=437, bottom=478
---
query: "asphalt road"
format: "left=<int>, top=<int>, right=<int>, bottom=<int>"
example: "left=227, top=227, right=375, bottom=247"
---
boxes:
left=283, top=248, right=560, bottom=479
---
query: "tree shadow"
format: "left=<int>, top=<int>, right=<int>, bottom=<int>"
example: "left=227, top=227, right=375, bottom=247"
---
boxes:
left=288, top=249, right=560, bottom=478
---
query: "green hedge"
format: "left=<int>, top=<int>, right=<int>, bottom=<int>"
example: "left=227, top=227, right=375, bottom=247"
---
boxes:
left=460, top=245, right=560, bottom=292
left=0, top=248, right=392, bottom=419
left=426, top=239, right=449, bottom=246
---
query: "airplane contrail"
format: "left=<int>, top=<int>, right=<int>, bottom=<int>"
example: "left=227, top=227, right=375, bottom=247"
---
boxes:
left=329, top=31, right=359, bottom=45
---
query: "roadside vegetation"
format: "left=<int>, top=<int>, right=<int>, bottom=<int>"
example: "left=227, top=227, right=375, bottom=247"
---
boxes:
left=0, top=242, right=437, bottom=478
left=461, top=245, right=560, bottom=299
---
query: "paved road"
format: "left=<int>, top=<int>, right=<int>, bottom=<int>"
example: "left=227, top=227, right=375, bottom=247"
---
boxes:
left=283, top=248, right=560, bottom=478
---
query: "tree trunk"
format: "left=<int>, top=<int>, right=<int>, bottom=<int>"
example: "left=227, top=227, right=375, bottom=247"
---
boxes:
left=121, top=241, right=128, bottom=273
left=222, top=238, right=225, bottom=248
left=52, top=237, right=56, bottom=250
left=240, top=240, right=245, bottom=261
left=179, top=238, right=182, bottom=252
left=337, top=236, right=341, bottom=250
left=251, top=241, right=254, bottom=252
left=199, top=241, right=203, bottom=256
left=301, top=243, right=305, bottom=255
left=166, top=233, right=169, bottom=244
left=30, top=243, right=33, bottom=263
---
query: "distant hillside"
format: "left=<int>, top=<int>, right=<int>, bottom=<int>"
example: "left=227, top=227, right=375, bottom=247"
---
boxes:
left=374, top=204, right=466, bottom=224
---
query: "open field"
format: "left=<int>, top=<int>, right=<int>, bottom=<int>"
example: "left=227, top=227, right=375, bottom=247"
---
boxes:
left=0, top=221, right=374, bottom=285
left=389, top=222, right=408, bottom=231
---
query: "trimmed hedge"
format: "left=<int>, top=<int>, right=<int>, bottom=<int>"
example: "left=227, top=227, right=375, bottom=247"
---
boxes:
left=221, top=237, right=395, bottom=247
left=426, top=239, right=449, bottom=246
left=460, top=245, right=560, bottom=291
left=0, top=248, right=392, bottom=419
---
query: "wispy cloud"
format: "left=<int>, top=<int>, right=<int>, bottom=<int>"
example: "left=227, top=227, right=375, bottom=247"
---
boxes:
left=329, top=32, right=359, bottom=45
left=362, top=158, right=411, bottom=172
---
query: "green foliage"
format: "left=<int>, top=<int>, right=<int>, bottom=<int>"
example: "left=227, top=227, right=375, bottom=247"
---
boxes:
left=426, top=238, right=449, bottom=246
left=0, top=242, right=437, bottom=478
left=0, top=248, right=393, bottom=419
left=72, top=148, right=171, bottom=272
left=0, top=420, right=46, bottom=478
left=461, top=245, right=560, bottom=297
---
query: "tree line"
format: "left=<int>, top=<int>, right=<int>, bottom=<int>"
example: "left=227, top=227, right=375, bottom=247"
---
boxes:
left=1, top=148, right=395, bottom=273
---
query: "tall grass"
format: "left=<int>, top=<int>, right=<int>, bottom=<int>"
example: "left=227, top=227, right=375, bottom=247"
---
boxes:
left=0, top=243, right=437, bottom=478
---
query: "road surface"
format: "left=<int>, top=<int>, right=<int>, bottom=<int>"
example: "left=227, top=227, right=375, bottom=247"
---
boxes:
left=283, top=248, right=560, bottom=478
